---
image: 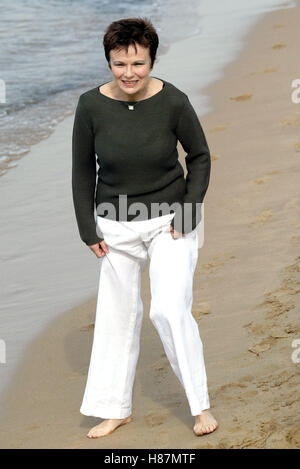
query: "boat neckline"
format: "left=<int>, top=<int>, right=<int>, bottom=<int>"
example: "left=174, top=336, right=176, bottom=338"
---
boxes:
left=96, top=77, right=166, bottom=104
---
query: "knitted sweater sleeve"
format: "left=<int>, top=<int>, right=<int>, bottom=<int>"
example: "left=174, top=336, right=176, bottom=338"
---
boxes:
left=72, top=96, right=104, bottom=245
left=170, top=96, right=211, bottom=234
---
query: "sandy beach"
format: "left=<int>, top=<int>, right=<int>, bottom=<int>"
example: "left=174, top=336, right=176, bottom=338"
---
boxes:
left=0, top=2, right=299, bottom=449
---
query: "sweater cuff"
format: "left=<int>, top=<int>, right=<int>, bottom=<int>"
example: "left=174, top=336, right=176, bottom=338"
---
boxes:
left=84, top=236, right=104, bottom=246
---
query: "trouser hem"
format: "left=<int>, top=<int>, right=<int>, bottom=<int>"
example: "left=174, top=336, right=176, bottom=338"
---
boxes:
left=190, top=396, right=211, bottom=416
left=80, top=405, right=132, bottom=419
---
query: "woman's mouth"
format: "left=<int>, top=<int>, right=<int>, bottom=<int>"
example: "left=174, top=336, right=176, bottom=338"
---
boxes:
left=122, top=80, right=138, bottom=87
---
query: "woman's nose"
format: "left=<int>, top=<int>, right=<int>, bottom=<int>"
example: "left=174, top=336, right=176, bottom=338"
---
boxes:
left=123, top=67, right=135, bottom=77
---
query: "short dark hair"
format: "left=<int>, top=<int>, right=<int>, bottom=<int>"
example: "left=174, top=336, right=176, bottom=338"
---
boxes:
left=103, top=17, right=159, bottom=69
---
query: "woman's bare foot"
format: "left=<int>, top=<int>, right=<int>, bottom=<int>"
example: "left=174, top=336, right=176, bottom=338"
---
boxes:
left=86, top=416, right=133, bottom=438
left=193, top=410, right=218, bottom=436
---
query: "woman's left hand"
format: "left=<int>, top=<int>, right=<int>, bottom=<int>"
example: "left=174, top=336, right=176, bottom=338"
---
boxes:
left=165, top=225, right=185, bottom=239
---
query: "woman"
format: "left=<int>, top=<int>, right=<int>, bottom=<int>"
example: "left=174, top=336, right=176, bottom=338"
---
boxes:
left=72, top=17, right=218, bottom=439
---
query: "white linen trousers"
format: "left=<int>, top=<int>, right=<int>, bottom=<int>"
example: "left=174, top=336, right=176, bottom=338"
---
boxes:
left=80, top=212, right=210, bottom=419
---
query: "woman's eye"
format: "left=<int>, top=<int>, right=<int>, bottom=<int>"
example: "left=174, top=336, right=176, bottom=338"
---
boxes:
left=115, top=64, right=144, bottom=66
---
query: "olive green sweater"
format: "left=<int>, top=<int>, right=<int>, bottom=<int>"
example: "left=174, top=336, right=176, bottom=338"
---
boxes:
left=72, top=77, right=211, bottom=245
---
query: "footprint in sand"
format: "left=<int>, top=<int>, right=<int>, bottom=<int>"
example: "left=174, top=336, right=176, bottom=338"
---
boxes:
left=209, top=125, right=228, bottom=132
left=245, top=254, right=300, bottom=362
left=253, top=170, right=279, bottom=184
left=68, top=366, right=89, bottom=379
left=25, top=425, right=40, bottom=431
left=216, top=382, right=247, bottom=393
left=248, top=337, right=278, bottom=356
left=246, top=320, right=291, bottom=339
left=80, top=323, right=94, bottom=332
left=250, top=68, right=278, bottom=76
left=149, top=357, right=169, bottom=383
left=238, top=375, right=255, bottom=383
left=294, top=142, right=300, bottom=152
left=230, top=94, right=252, bottom=102
left=194, top=442, right=215, bottom=449
left=265, top=431, right=295, bottom=449
left=253, top=176, right=271, bottom=184
left=201, top=257, right=226, bottom=271
left=267, top=170, right=280, bottom=176
left=272, top=24, right=286, bottom=29
left=144, top=413, right=168, bottom=427
left=160, top=392, right=183, bottom=409
left=260, top=292, right=294, bottom=319
left=244, top=321, right=269, bottom=335
left=263, top=68, right=277, bottom=73
left=257, top=369, right=298, bottom=390
left=272, top=43, right=287, bottom=49
left=250, top=209, right=273, bottom=224
left=286, top=427, right=300, bottom=448
left=237, top=389, right=259, bottom=399
left=281, top=114, right=300, bottom=127
left=149, top=357, right=169, bottom=370
left=192, top=301, right=211, bottom=321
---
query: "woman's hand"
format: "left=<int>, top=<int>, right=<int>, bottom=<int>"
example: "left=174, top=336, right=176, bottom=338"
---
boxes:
left=165, top=225, right=185, bottom=239
left=88, top=240, right=110, bottom=258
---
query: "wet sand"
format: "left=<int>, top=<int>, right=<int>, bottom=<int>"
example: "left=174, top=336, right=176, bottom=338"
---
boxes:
left=0, top=2, right=299, bottom=449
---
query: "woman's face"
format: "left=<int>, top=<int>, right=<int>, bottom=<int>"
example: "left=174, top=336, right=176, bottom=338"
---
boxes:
left=109, top=42, right=153, bottom=96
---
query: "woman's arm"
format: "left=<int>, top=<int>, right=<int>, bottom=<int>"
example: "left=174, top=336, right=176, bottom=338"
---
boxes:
left=72, top=95, right=104, bottom=245
left=171, top=96, right=211, bottom=234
